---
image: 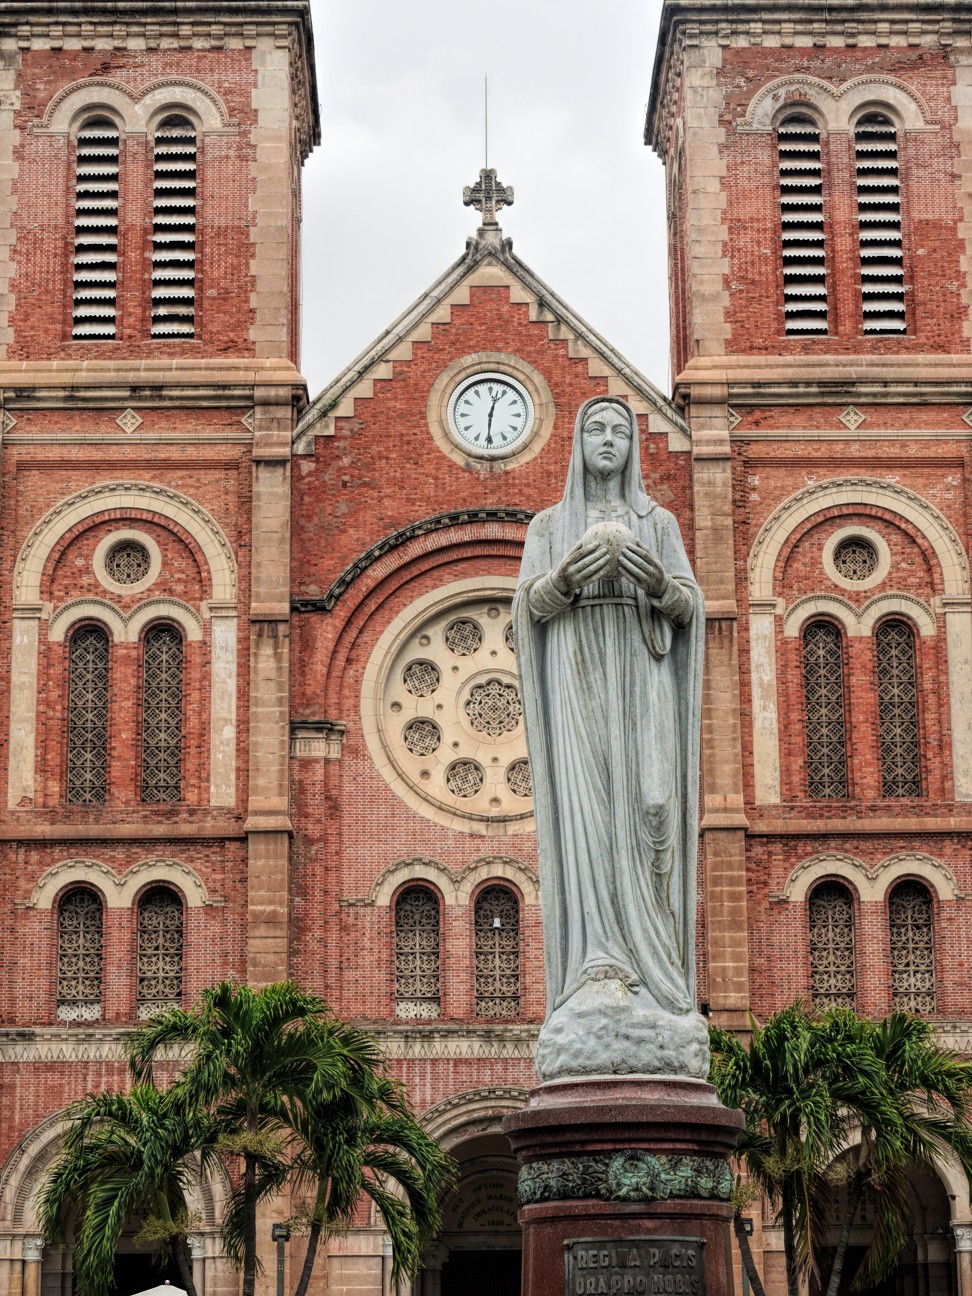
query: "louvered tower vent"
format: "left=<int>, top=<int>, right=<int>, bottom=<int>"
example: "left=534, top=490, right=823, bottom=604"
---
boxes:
left=152, top=115, right=197, bottom=338
left=855, top=113, right=906, bottom=334
left=72, top=119, right=119, bottom=339
left=777, top=115, right=829, bottom=336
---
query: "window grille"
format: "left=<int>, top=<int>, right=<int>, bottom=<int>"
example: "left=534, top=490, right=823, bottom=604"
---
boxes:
left=808, top=882, right=856, bottom=1008
left=832, top=536, right=878, bottom=582
left=105, top=540, right=151, bottom=585
left=57, top=889, right=104, bottom=1021
left=66, top=626, right=110, bottom=804
left=152, top=115, right=197, bottom=337
left=474, top=886, right=521, bottom=1019
left=876, top=620, right=921, bottom=798
left=141, top=625, right=183, bottom=803
left=777, top=115, right=828, bottom=335
left=803, top=622, right=848, bottom=798
left=889, top=881, right=935, bottom=1013
left=855, top=113, right=906, bottom=333
left=72, top=119, right=120, bottom=339
left=137, top=887, right=184, bottom=1018
left=394, top=887, right=440, bottom=1019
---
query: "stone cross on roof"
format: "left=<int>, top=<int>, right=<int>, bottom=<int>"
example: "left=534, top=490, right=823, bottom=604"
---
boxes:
left=463, top=168, right=514, bottom=227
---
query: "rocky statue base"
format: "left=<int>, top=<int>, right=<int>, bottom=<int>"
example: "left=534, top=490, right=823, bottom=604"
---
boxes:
left=536, top=979, right=711, bottom=1081
left=504, top=1078, right=743, bottom=1296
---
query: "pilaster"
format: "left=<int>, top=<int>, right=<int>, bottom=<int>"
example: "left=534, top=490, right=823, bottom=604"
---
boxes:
left=688, top=384, right=750, bottom=1027
left=245, top=383, right=293, bottom=986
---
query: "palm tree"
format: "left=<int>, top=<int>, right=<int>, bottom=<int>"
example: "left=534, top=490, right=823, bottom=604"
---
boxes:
left=39, top=1084, right=220, bottom=1296
left=126, top=980, right=400, bottom=1296
left=819, top=1009, right=972, bottom=1296
left=284, top=1072, right=454, bottom=1296
left=709, top=1003, right=894, bottom=1296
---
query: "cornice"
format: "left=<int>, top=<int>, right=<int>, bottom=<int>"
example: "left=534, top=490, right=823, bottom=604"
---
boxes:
left=0, top=1023, right=539, bottom=1064
left=676, top=356, right=972, bottom=407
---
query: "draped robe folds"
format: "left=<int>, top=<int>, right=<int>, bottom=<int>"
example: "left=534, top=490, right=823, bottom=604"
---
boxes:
left=513, top=397, right=709, bottom=1081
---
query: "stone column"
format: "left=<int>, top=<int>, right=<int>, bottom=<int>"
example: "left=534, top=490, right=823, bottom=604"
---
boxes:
left=688, top=384, right=751, bottom=1027
left=245, top=383, right=294, bottom=986
left=953, top=1224, right=972, bottom=1296
left=20, top=1238, right=43, bottom=1296
left=186, top=1233, right=205, bottom=1296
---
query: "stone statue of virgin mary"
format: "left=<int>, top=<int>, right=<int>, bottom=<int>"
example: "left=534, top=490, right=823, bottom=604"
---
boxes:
left=513, top=396, right=710, bottom=1081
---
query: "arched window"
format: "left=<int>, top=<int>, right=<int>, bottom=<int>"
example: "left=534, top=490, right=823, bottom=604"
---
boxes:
left=803, top=621, right=848, bottom=798
left=141, top=625, right=184, bottom=803
left=808, top=881, right=856, bottom=1008
left=889, top=880, right=935, bottom=1013
left=151, top=115, right=197, bottom=338
left=875, top=620, right=921, bottom=797
left=855, top=112, right=906, bottom=334
left=57, top=888, right=104, bottom=1021
left=137, top=887, right=184, bottom=1019
left=777, top=114, right=828, bottom=335
left=72, top=118, right=120, bottom=339
left=394, top=887, right=440, bottom=1020
left=66, top=625, right=110, bottom=804
left=474, top=885, right=521, bottom=1019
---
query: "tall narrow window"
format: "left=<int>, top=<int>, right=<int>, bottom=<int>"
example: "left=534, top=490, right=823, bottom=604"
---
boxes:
left=137, top=887, right=184, bottom=1018
left=889, top=881, right=935, bottom=1013
left=57, top=889, right=104, bottom=1021
left=152, top=115, right=197, bottom=338
left=66, top=625, right=110, bottom=805
left=803, top=622, right=848, bottom=798
left=855, top=112, right=906, bottom=334
left=72, top=119, right=119, bottom=339
left=808, top=881, right=856, bottom=1008
left=777, top=114, right=828, bottom=335
left=394, top=887, right=440, bottom=1019
left=876, top=620, right=921, bottom=797
left=474, top=885, right=521, bottom=1019
left=141, top=625, right=183, bottom=803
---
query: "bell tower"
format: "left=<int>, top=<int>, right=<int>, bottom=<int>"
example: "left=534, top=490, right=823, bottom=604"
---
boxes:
left=647, top=0, right=972, bottom=1145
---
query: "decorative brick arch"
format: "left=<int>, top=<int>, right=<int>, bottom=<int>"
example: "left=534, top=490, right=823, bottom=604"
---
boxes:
left=782, top=593, right=936, bottom=640
left=9, top=483, right=238, bottom=809
left=24, top=857, right=213, bottom=910
left=747, top=479, right=972, bottom=803
left=456, top=856, right=539, bottom=906
left=420, top=1086, right=529, bottom=1149
left=38, top=76, right=234, bottom=135
left=47, top=597, right=204, bottom=644
left=778, top=851, right=960, bottom=904
left=741, top=73, right=936, bottom=133
left=370, top=857, right=458, bottom=907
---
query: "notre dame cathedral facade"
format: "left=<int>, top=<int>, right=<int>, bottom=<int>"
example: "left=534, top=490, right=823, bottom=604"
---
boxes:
left=0, top=2, right=971, bottom=1294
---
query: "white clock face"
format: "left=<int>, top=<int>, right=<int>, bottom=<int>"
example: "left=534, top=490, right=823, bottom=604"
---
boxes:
left=447, top=372, right=535, bottom=458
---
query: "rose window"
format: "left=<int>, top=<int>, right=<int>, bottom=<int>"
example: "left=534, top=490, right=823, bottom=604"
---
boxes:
left=104, top=539, right=152, bottom=585
left=371, top=593, right=533, bottom=828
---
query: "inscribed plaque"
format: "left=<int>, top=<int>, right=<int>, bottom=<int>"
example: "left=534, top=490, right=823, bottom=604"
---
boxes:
left=564, top=1236, right=705, bottom=1295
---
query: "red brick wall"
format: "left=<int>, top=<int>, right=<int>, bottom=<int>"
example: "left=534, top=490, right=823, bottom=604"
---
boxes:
left=720, top=47, right=967, bottom=354
left=8, top=49, right=261, bottom=359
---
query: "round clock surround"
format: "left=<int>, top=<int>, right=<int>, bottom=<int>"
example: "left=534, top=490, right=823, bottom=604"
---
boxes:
left=427, top=351, right=555, bottom=472
left=446, top=371, right=534, bottom=458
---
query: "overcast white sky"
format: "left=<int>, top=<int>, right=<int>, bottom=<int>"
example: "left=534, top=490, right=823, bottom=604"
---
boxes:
left=300, top=0, right=671, bottom=401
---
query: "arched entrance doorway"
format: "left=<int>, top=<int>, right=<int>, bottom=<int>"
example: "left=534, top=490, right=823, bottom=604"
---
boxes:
left=814, top=1161, right=957, bottom=1295
left=429, top=1132, right=521, bottom=1296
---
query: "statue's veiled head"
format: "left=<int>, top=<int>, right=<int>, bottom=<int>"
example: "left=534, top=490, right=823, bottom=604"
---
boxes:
left=581, top=400, right=632, bottom=481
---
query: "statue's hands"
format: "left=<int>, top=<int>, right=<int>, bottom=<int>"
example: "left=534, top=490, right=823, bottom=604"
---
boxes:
left=618, top=541, right=667, bottom=597
left=552, top=540, right=611, bottom=596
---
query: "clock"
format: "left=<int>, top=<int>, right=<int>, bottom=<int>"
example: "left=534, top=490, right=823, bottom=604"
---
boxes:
left=446, top=371, right=535, bottom=458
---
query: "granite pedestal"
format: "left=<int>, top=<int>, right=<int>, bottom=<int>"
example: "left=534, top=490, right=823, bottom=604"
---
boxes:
left=504, top=1078, right=743, bottom=1296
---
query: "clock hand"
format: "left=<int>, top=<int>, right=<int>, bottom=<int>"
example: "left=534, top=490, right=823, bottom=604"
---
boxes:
left=485, top=394, right=499, bottom=446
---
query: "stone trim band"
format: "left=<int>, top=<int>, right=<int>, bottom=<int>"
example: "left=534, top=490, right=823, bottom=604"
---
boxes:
left=517, top=1152, right=733, bottom=1207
